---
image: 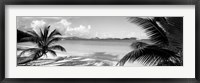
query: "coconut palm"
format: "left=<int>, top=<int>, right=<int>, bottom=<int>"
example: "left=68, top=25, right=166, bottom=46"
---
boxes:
left=17, top=26, right=66, bottom=64
left=117, top=17, right=183, bottom=66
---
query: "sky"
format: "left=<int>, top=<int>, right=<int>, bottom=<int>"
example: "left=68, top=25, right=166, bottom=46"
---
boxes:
left=17, top=16, right=148, bottom=39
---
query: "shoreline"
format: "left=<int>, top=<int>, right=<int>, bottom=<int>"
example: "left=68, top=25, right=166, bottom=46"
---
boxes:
left=17, top=51, right=119, bottom=66
left=17, top=43, right=143, bottom=66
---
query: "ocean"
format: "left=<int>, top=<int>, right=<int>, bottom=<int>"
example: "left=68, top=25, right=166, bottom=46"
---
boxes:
left=57, top=39, right=134, bottom=60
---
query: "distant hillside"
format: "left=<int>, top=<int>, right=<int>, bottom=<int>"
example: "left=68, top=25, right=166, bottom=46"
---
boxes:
left=134, top=39, right=153, bottom=45
left=17, top=30, right=31, bottom=42
left=63, top=36, right=137, bottom=40
left=139, top=39, right=152, bottom=44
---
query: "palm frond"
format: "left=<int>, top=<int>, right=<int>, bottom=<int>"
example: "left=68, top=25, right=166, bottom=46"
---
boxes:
left=43, top=26, right=50, bottom=40
left=26, top=30, right=40, bottom=38
left=38, top=26, right=51, bottom=46
left=154, top=17, right=183, bottom=51
left=157, top=54, right=182, bottom=66
left=165, top=17, right=183, bottom=32
left=154, top=17, right=168, bottom=24
left=39, top=28, right=44, bottom=40
left=46, top=37, right=62, bottom=46
left=130, top=41, right=149, bottom=49
left=167, top=37, right=183, bottom=52
left=48, top=29, right=62, bottom=39
left=128, top=17, right=169, bottom=46
left=48, top=50, right=57, bottom=57
left=18, top=48, right=41, bottom=57
left=48, top=45, right=66, bottom=52
left=37, top=41, right=44, bottom=48
left=23, top=30, right=45, bottom=47
left=17, top=57, right=33, bottom=64
left=18, top=26, right=66, bottom=62
left=117, top=45, right=180, bottom=66
left=20, top=37, right=40, bottom=43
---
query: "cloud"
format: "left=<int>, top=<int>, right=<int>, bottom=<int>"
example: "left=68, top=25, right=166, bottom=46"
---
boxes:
left=27, top=19, right=140, bottom=39
left=59, top=19, right=72, bottom=26
left=31, top=20, right=46, bottom=28
left=64, top=25, right=92, bottom=38
left=30, top=20, right=47, bottom=34
left=50, top=19, right=92, bottom=38
left=28, top=19, right=92, bottom=38
left=50, top=19, right=71, bottom=35
left=66, top=25, right=91, bottom=32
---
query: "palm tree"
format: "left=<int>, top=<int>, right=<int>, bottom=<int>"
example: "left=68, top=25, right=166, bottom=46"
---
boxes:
left=17, top=26, right=66, bottom=64
left=117, top=17, right=183, bottom=66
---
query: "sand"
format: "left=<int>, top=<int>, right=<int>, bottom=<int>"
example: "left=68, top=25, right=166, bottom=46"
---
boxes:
left=17, top=51, right=119, bottom=66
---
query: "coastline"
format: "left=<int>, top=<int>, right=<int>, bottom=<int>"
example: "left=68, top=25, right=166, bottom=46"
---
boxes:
left=17, top=40, right=144, bottom=66
left=17, top=51, right=119, bottom=66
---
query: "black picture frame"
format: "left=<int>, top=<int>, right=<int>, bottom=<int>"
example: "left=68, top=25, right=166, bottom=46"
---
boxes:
left=0, top=0, right=200, bottom=83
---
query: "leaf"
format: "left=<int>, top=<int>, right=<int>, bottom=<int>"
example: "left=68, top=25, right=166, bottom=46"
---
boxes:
left=26, top=30, right=40, bottom=38
left=117, top=45, right=181, bottom=66
left=20, top=37, right=40, bottom=43
left=128, top=17, right=169, bottom=46
left=130, top=41, right=149, bottom=49
left=18, top=25, right=66, bottom=61
left=49, top=45, right=66, bottom=52
left=18, top=48, right=40, bottom=57
left=39, top=28, right=44, bottom=40
left=48, top=29, right=62, bottom=39
left=44, top=26, right=50, bottom=39
left=46, top=37, right=62, bottom=46
left=48, top=50, right=57, bottom=57
left=154, top=17, right=183, bottom=51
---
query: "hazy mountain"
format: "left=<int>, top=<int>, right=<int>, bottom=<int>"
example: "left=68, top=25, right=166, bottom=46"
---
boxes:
left=17, top=29, right=31, bottom=42
left=63, top=36, right=138, bottom=40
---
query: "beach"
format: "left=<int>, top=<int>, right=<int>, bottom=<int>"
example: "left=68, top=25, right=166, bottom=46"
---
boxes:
left=17, top=40, right=144, bottom=66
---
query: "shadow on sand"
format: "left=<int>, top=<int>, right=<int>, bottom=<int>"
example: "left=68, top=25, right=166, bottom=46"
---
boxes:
left=18, top=52, right=119, bottom=66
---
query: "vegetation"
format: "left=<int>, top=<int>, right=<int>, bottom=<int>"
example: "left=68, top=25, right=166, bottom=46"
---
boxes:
left=117, top=17, right=183, bottom=66
left=17, top=26, right=66, bottom=64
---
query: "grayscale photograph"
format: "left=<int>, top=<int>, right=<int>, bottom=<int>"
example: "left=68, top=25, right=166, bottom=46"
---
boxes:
left=17, top=16, right=183, bottom=66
